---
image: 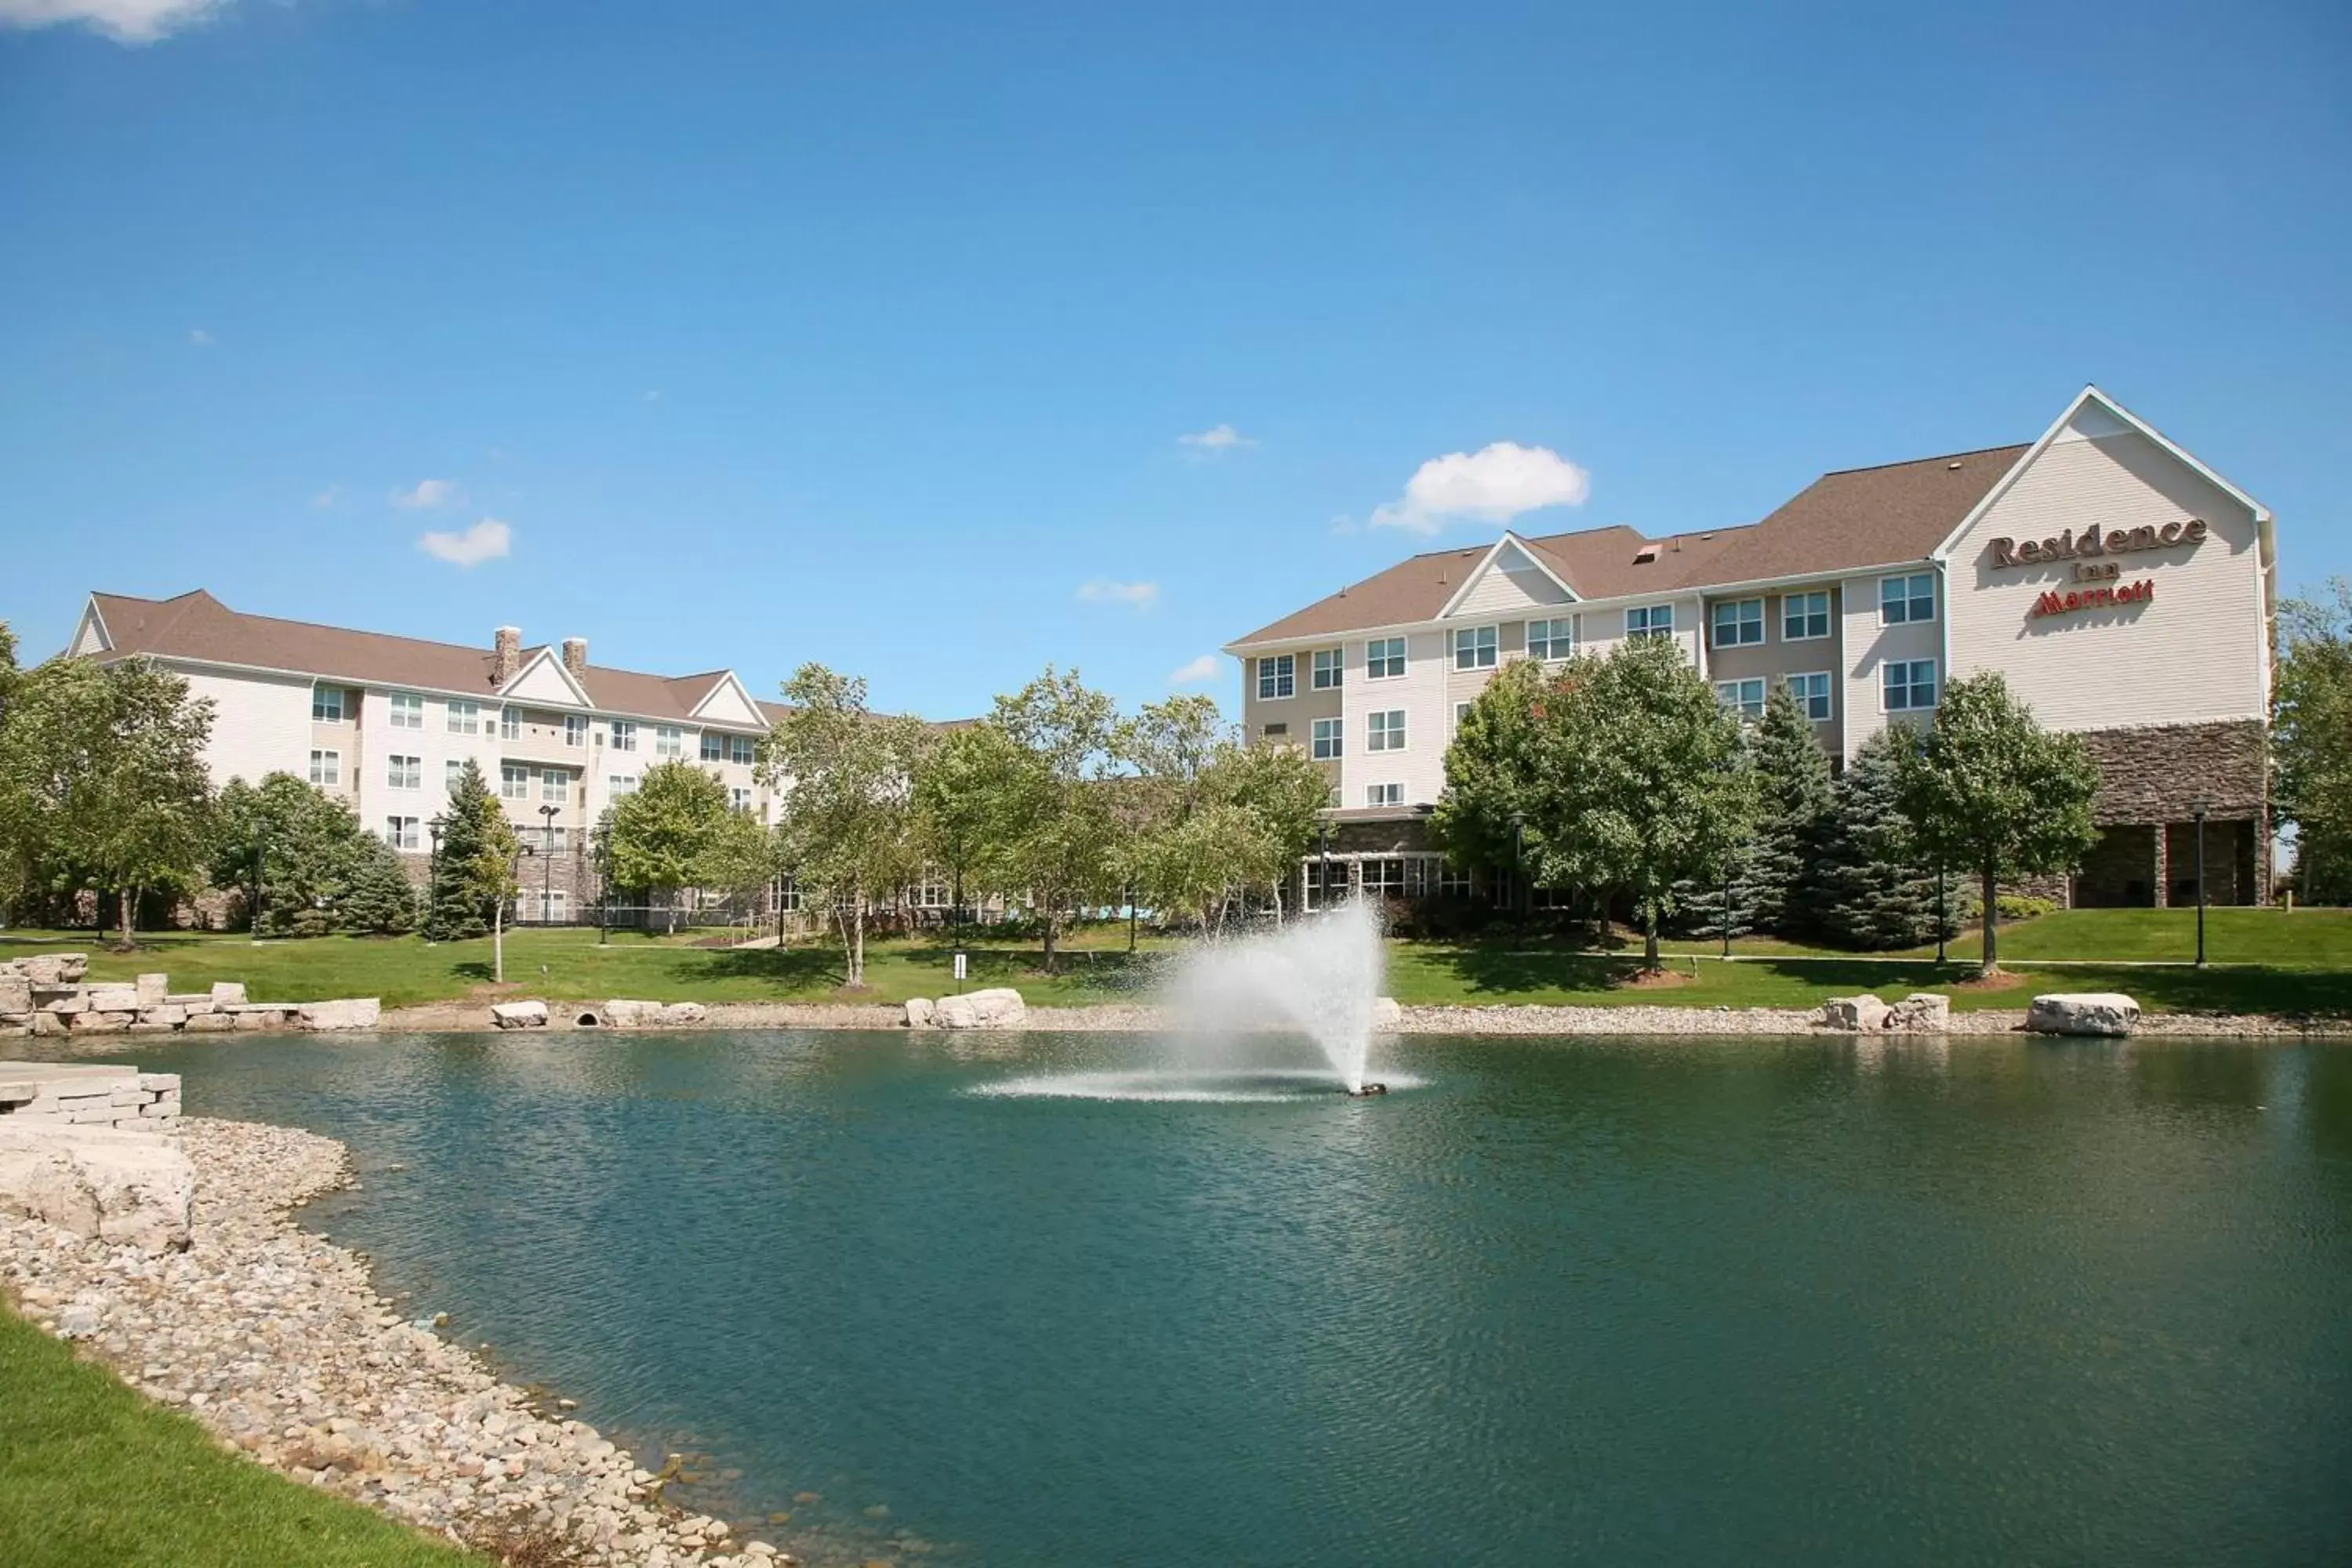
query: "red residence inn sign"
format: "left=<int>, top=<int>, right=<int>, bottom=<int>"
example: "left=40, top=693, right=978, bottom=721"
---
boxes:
left=1985, top=517, right=2204, bottom=623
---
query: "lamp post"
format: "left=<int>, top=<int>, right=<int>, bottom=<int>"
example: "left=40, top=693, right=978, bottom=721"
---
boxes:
left=1935, top=854, right=1948, bottom=966
left=1317, top=823, right=1333, bottom=913
left=1511, top=811, right=1526, bottom=920
left=539, top=804, right=560, bottom=926
left=250, top=825, right=266, bottom=942
left=2192, top=800, right=2209, bottom=968
left=1719, top=851, right=1733, bottom=960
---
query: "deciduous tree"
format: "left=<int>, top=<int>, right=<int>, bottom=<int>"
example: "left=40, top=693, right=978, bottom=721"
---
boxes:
left=1431, top=658, right=1552, bottom=903
left=1893, top=672, right=2098, bottom=976
left=977, top=667, right=1122, bottom=972
left=212, top=771, right=394, bottom=935
left=2274, top=579, right=2352, bottom=903
left=601, top=759, right=739, bottom=935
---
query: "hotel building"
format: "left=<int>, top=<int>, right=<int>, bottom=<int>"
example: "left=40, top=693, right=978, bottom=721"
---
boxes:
left=1226, top=387, right=2277, bottom=909
left=67, top=590, right=789, bottom=924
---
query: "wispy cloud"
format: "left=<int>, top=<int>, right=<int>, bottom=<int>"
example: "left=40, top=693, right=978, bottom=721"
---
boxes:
left=418, top=518, right=512, bottom=568
left=1369, top=441, right=1592, bottom=534
left=390, top=478, right=459, bottom=510
left=1178, top=423, right=1255, bottom=455
left=0, top=0, right=230, bottom=42
left=187, top=326, right=214, bottom=347
left=312, top=486, right=340, bottom=510
left=1168, top=654, right=1221, bottom=686
left=1076, top=579, right=1159, bottom=610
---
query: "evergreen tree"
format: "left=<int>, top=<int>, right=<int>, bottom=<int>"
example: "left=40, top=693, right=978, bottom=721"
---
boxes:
left=423, top=759, right=517, bottom=940
left=213, top=772, right=372, bottom=935
left=1667, top=844, right=1761, bottom=942
left=1807, top=731, right=1947, bottom=952
left=1747, top=681, right=1836, bottom=938
left=340, top=833, right=420, bottom=935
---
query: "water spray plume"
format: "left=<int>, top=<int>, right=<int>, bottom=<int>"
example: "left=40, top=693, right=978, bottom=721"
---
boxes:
left=1163, top=898, right=1388, bottom=1093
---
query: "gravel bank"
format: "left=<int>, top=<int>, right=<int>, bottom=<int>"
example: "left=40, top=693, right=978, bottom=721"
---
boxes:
left=0, top=1119, right=797, bottom=1566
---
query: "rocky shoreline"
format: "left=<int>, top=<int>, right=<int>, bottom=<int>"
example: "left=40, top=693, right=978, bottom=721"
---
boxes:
left=0, top=1118, right=796, bottom=1567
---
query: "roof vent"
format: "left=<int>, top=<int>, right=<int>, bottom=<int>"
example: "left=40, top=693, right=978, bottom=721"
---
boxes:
left=1633, top=544, right=1660, bottom=564
left=1947, top=460, right=1963, bottom=470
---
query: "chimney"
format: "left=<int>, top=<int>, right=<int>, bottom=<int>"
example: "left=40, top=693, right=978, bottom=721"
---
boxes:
left=492, top=626, right=522, bottom=684
left=562, top=637, right=590, bottom=679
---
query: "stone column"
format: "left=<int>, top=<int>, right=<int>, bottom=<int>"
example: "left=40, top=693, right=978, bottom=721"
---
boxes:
left=2151, top=822, right=2169, bottom=908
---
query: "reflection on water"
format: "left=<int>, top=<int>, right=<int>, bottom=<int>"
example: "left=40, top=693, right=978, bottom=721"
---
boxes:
left=45, top=1030, right=2352, bottom=1567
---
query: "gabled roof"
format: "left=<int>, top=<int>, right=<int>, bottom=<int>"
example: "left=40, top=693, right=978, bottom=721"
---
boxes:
left=1227, top=441, right=2031, bottom=648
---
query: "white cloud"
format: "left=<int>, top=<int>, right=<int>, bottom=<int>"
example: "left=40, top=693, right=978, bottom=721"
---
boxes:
left=187, top=327, right=214, bottom=347
left=1167, top=654, right=1221, bottom=685
left=417, top=518, right=512, bottom=568
left=1178, top=423, right=1254, bottom=453
left=390, top=478, right=459, bottom=510
left=0, top=0, right=229, bottom=42
left=1369, top=441, right=1592, bottom=534
left=1076, top=579, right=1159, bottom=610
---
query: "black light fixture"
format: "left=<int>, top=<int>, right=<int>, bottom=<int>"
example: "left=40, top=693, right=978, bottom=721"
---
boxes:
left=2192, top=799, right=2210, bottom=968
left=1317, top=822, right=1333, bottom=912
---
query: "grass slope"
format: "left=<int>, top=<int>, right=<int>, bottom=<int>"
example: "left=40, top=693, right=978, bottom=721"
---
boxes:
left=2, top=909, right=2348, bottom=1016
left=0, top=1303, right=474, bottom=1567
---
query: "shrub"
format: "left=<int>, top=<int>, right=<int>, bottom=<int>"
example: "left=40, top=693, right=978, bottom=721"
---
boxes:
left=1996, top=894, right=2056, bottom=923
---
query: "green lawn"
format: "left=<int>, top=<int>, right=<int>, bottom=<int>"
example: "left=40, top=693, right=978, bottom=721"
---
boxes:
left=3, top=908, right=2349, bottom=1017
left=0, top=1302, right=475, bottom=1567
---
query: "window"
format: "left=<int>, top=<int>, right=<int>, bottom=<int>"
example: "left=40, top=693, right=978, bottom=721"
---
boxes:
left=541, top=768, right=565, bottom=802
left=732, top=786, right=755, bottom=814
left=384, top=816, right=419, bottom=851
left=1436, top=862, right=1474, bottom=898
left=1453, top=625, right=1497, bottom=670
left=539, top=890, right=568, bottom=924
left=1881, top=573, right=1936, bottom=625
left=1311, top=717, right=1343, bottom=760
left=729, top=735, right=756, bottom=766
left=447, top=699, right=481, bottom=735
left=564, top=714, right=586, bottom=748
left=1714, top=679, right=1766, bottom=720
left=608, top=775, right=637, bottom=796
left=499, top=706, right=521, bottom=741
left=1366, top=782, right=1404, bottom=808
left=524, top=823, right=569, bottom=855
left=388, top=692, right=423, bottom=730
left=1312, top=648, right=1343, bottom=690
left=1526, top=618, right=1574, bottom=662
left=1367, top=710, right=1406, bottom=752
left=913, top=877, right=949, bottom=909
left=655, top=725, right=682, bottom=758
left=1303, top=858, right=1341, bottom=910
left=610, top=720, right=637, bottom=752
left=1883, top=659, right=1938, bottom=712
left=1366, top=637, right=1406, bottom=679
left=1788, top=672, right=1833, bottom=721
left=311, top=685, right=345, bottom=723
left=1359, top=856, right=1427, bottom=896
left=1784, top=591, right=1831, bottom=641
left=700, top=732, right=724, bottom=762
left=308, top=749, right=339, bottom=786
left=445, top=759, right=465, bottom=793
left=387, top=754, right=421, bottom=790
left=1627, top=604, right=1674, bottom=641
left=777, top=875, right=802, bottom=913
left=1454, top=701, right=1472, bottom=734
left=501, top=764, right=530, bottom=801
left=1327, top=785, right=1343, bottom=808
left=1711, top=599, right=1764, bottom=648
left=1256, top=654, right=1295, bottom=700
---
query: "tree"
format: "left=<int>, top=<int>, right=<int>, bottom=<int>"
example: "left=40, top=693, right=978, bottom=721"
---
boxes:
left=1515, top=638, right=1755, bottom=971
left=1745, top=681, right=1837, bottom=938
left=212, top=772, right=374, bottom=935
left=1806, top=731, right=1946, bottom=953
left=1209, top=735, right=1330, bottom=922
left=760, top=664, right=930, bottom=988
left=1893, top=672, right=2099, bottom=976
left=977, top=667, right=1123, bottom=972
left=423, top=759, right=517, bottom=942
left=2274, top=580, right=2352, bottom=903
left=0, top=655, right=216, bottom=945
left=912, top=724, right=1024, bottom=924
left=602, top=759, right=739, bottom=934
left=1431, top=659, right=1551, bottom=902
left=339, top=834, right=421, bottom=935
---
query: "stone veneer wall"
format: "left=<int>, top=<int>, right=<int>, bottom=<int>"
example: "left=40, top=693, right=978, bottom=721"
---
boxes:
left=0, top=955, right=380, bottom=1038
left=0, top=1063, right=180, bottom=1130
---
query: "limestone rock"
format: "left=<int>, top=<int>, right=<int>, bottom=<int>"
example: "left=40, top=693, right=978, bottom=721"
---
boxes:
left=0, top=1125, right=196, bottom=1252
left=138, top=1005, right=188, bottom=1028
left=656, top=1002, right=706, bottom=1026
left=183, top=1011, right=238, bottom=1033
left=1886, top=993, right=1951, bottom=1031
left=933, top=996, right=977, bottom=1029
left=601, top=999, right=663, bottom=1027
left=209, top=981, right=248, bottom=1006
left=1370, top=996, right=1403, bottom=1030
left=86, top=984, right=140, bottom=1013
left=2027, top=993, right=2141, bottom=1037
left=136, top=973, right=170, bottom=1006
left=297, top=998, right=382, bottom=1032
left=903, top=998, right=936, bottom=1029
left=490, top=1000, right=550, bottom=1029
left=0, top=976, right=29, bottom=1014
left=962, top=987, right=1026, bottom=1028
left=1820, top=994, right=1890, bottom=1031
left=68, top=1011, right=129, bottom=1034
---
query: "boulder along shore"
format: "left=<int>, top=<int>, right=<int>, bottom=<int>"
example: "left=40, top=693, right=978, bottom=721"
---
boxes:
left=0, top=1118, right=797, bottom=1568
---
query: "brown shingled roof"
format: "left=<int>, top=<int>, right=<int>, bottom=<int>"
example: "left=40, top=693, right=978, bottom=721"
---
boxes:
left=1229, top=441, right=2028, bottom=647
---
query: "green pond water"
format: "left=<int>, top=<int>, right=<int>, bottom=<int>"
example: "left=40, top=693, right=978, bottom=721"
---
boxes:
left=77, top=1030, right=2352, bottom=1566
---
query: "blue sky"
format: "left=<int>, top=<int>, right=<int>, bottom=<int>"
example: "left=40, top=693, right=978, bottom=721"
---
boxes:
left=2, top=1, right=2346, bottom=720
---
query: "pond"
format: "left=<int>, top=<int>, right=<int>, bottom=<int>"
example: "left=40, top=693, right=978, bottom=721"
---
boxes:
left=80, top=1030, right=2352, bottom=1566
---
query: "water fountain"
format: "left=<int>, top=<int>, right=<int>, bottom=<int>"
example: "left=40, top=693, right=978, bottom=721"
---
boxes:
left=1161, top=896, right=1389, bottom=1094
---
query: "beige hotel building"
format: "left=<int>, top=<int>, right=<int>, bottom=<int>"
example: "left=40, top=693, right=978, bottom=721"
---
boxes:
left=1226, top=387, right=2277, bottom=909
